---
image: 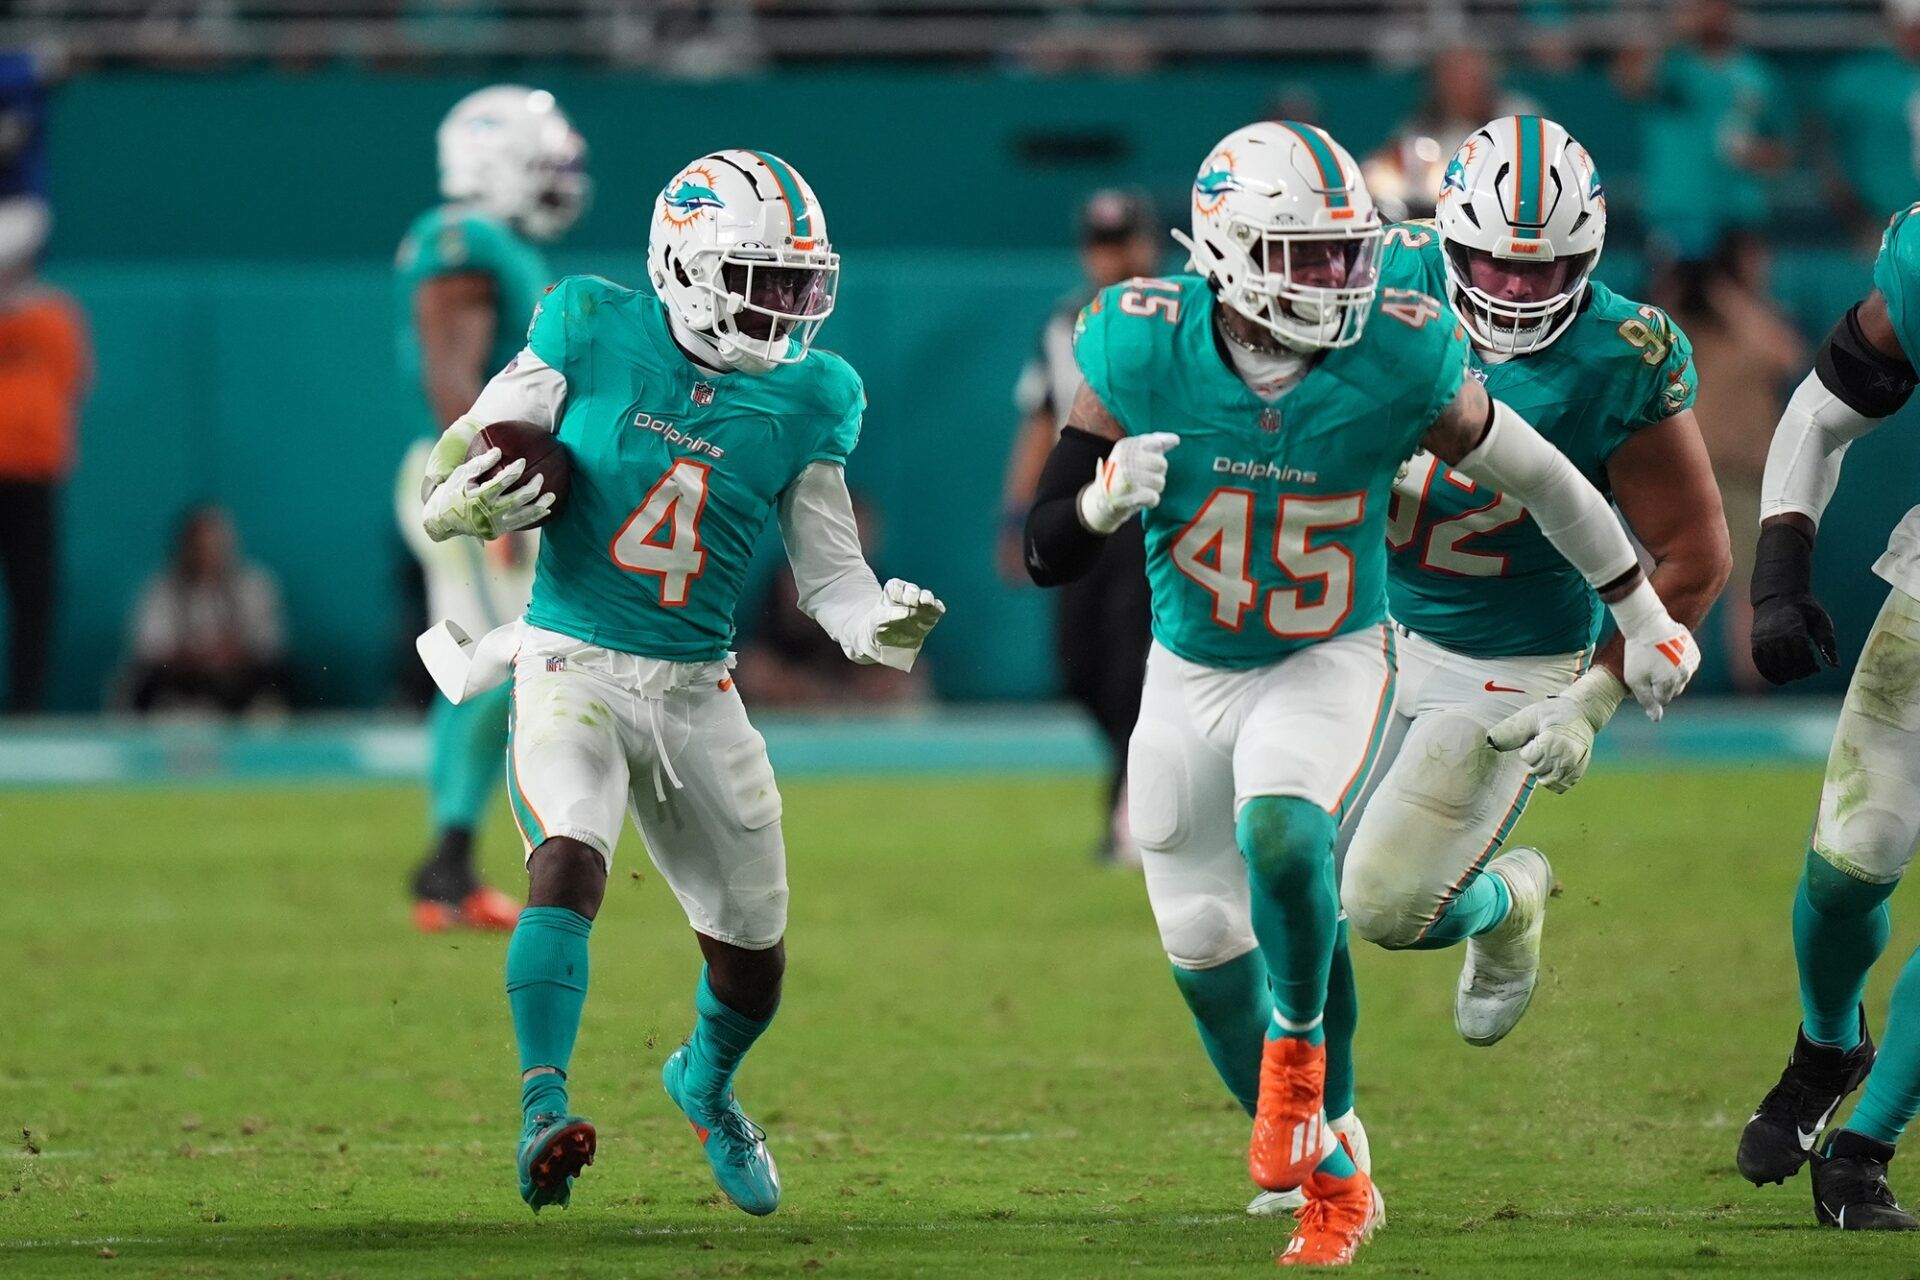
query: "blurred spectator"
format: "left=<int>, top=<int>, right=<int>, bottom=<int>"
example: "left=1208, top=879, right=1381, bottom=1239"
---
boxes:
left=1616, top=0, right=1788, bottom=259
left=0, top=50, right=86, bottom=714
left=1655, top=232, right=1806, bottom=693
left=1821, top=0, right=1920, bottom=247
left=998, top=188, right=1160, bottom=865
left=1364, top=43, right=1536, bottom=222
left=736, top=492, right=927, bottom=709
left=123, top=505, right=292, bottom=715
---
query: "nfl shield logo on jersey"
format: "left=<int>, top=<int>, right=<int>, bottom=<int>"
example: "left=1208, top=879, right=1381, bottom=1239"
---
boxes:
left=691, top=381, right=716, bottom=407
left=1259, top=407, right=1281, bottom=433
left=545, top=655, right=567, bottom=673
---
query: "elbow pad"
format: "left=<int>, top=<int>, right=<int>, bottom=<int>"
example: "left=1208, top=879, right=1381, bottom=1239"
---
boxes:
left=1816, top=303, right=1916, bottom=419
left=1024, top=427, right=1116, bottom=586
left=1453, top=397, right=1638, bottom=590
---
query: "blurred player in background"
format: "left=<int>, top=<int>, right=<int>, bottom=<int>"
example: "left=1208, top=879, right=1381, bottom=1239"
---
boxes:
left=1329, top=117, right=1726, bottom=1090
left=0, top=50, right=86, bottom=715
left=393, top=85, right=588, bottom=931
left=414, top=149, right=944, bottom=1216
left=999, top=187, right=1160, bottom=864
left=1736, top=202, right=1920, bottom=1231
left=1025, top=121, right=1700, bottom=1265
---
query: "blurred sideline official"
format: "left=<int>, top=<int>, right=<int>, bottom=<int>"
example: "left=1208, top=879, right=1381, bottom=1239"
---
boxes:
left=999, top=189, right=1160, bottom=863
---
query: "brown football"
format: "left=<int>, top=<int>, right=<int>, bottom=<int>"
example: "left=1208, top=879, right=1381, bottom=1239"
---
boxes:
left=466, top=420, right=570, bottom=527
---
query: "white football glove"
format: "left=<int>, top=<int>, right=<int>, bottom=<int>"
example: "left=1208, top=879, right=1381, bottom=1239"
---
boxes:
left=1606, top=579, right=1701, bottom=721
left=862, top=579, right=945, bottom=656
left=1486, top=667, right=1628, bottom=793
left=421, top=448, right=554, bottom=542
left=1077, top=432, right=1180, bottom=534
left=420, top=417, right=483, bottom=502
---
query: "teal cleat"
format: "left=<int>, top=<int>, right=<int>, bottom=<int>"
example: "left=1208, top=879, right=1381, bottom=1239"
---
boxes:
left=517, top=1110, right=596, bottom=1213
left=661, top=1044, right=781, bottom=1216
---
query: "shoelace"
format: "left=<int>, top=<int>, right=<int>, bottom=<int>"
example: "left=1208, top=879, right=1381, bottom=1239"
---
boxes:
left=715, top=1106, right=767, bottom=1147
left=1290, top=1192, right=1367, bottom=1239
left=1836, top=1157, right=1902, bottom=1208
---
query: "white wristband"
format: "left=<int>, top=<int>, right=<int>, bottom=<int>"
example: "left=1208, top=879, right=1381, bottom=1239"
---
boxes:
left=1606, top=577, right=1666, bottom=641
left=1564, top=666, right=1628, bottom=729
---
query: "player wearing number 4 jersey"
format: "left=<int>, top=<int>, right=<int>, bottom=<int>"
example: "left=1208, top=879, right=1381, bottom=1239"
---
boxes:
left=414, top=149, right=945, bottom=1217
left=1025, top=120, right=1700, bottom=1267
left=1335, top=116, right=1730, bottom=1069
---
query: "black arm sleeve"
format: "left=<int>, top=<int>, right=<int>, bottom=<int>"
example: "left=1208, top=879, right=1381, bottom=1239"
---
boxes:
left=1023, top=426, right=1116, bottom=587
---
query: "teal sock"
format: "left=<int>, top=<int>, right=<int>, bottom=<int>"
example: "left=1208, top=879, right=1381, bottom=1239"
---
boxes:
left=685, top=967, right=775, bottom=1107
left=1323, top=920, right=1357, bottom=1119
left=1169, top=950, right=1271, bottom=1116
left=1237, top=796, right=1340, bottom=1040
left=506, top=906, right=592, bottom=1118
left=1794, top=849, right=1896, bottom=1049
left=1846, top=943, right=1920, bottom=1145
left=1401, top=871, right=1512, bottom=950
left=1313, top=1133, right=1358, bottom=1180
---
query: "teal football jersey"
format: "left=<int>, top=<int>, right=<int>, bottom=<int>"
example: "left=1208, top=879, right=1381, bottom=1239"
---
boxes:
left=1378, top=227, right=1697, bottom=657
left=1074, top=273, right=1467, bottom=670
left=395, top=205, right=552, bottom=436
left=1875, top=202, right=1920, bottom=369
left=520, top=275, right=863, bottom=663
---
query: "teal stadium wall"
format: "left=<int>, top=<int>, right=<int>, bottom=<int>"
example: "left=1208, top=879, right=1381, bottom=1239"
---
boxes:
left=32, top=66, right=1920, bottom=709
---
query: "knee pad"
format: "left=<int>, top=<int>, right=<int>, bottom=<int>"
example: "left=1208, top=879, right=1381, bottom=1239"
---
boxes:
left=1237, top=796, right=1337, bottom=897
left=1340, top=852, right=1426, bottom=949
left=1155, top=892, right=1258, bottom=970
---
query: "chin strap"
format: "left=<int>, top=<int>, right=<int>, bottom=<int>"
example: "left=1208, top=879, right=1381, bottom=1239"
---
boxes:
left=666, top=309, right=732, bottom=376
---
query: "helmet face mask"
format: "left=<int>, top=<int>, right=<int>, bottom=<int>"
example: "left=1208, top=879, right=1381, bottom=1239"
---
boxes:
left=1437, top=115, right=1606, bottom=357
left=1175, top=122, right=1384, bottom=353
left=1230, top=223, right=1383, bottom=349
left=652, top=151, right=838, bottom=374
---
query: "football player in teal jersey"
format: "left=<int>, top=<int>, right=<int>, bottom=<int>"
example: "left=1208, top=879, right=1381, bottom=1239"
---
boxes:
left=413, top=150, right=945, bottom=1216
left=393, top=85, right=588, bottom=933
left=1735, top=201, right=1920, bottom=1230
left=1334, top=116, right=1729, bottom=1049
left=1024, top=121, right=1700, bottom=1266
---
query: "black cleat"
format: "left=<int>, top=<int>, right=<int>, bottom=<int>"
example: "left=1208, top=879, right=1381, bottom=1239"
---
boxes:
left=1737, top=1009, right=1875, bottom=1186
left=1812, top=1130, right=1920, bottom=1230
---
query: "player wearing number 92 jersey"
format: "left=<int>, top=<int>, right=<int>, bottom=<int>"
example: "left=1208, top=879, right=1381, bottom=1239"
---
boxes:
left=413, top=149, right=946, bottom=1219
left=1339, top=117, right=1730, bottom=1065
left=1022, top=120, right=1699, bottom=1267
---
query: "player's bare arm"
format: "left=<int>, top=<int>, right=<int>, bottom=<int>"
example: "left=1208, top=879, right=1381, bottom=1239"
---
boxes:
left=415, top=272, right=500, bottom=427
left=1753, top=288, right=1919, bottom=683
left=998, top=404, right=1064, bottom=580
left=1022, top=381, right=1176, bottom=586
left=1422, top=375, right=1700, bottom=718
left=1596, top=410, right=1734, bottom=678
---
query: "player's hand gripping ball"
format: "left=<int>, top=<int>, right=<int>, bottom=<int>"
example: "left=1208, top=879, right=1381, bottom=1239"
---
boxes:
left=420, top=421, right=569, bottom=543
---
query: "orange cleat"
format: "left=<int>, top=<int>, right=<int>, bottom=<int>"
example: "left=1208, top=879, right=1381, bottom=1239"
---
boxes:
left=1249, top=1035, right=1332, bottom=1192
left=460, top=886, right=522, bottom=931
left=413, top=899, right=457, bottom=933
left=1276, top=1163, right=1383, bottom=1267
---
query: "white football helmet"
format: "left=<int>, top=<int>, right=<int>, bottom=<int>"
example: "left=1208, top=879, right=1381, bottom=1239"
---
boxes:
left=1173, top=121, right=1383, bottom=351
left=437, top=85, right=589, bottom=243
left=1436, top=115, right=1605, bottom=356
left=650, top=150, right=839, bottom=375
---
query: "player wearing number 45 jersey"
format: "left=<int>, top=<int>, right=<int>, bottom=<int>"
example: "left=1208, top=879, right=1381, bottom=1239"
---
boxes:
left=1336, top=116, right=1730, bottom=1061
left=414, top=149, right=945, bottom=1217
left=1025, top=120, right=1700, bottom=1267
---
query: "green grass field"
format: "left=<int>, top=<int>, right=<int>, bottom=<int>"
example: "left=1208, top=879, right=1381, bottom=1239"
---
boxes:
left=6, top=766, right=1920, bottom=1278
